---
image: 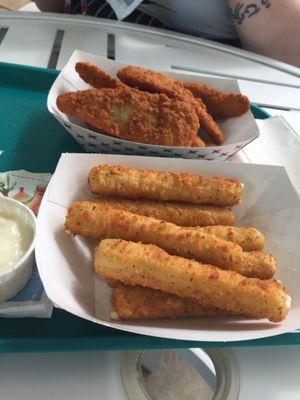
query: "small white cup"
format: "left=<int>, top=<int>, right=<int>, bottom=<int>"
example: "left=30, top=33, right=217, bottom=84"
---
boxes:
left=0, top=196, right=36, bottom=302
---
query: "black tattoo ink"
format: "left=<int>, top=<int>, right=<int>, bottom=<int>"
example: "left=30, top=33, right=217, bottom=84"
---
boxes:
left=230, top=2, right=245, bottom=24
left=261, top=0, right=271, bottom=8
left=244, top=4, right=261, bottom=18
left=230, top=1, right=271, bottom=24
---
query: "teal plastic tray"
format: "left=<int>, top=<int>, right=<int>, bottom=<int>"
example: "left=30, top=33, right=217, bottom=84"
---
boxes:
left=1, top=62, right=298, bottom=353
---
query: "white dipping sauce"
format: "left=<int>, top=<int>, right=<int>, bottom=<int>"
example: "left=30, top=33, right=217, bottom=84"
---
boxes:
left=0, top=214, right=28, bottom=273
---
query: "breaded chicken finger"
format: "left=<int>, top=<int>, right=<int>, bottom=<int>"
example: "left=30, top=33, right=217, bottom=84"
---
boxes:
left=88, top=165, right=243, bottom=206
left=90, top=197, right=235, bottom=226
left=95, top=239, right=291, bottom=322
left=57, top=88, right=200, bottom=147
left=65, top=202, right=275, bottom=279
left=117, top=65, right=225, bottom=144
left=111, top=284, right=231, bottom=320
left=76, top=62, right=123, bottom=89
left=183, top=82, right=250, bottom=120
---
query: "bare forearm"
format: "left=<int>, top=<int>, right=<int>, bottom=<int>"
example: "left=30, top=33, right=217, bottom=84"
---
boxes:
left=227, top=0, right=300, bottom=67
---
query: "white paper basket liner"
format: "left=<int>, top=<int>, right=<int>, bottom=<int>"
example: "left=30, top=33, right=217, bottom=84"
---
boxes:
left=35, top=153, right=300, bottom=342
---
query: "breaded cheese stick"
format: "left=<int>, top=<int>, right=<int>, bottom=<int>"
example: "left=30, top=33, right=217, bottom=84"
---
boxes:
left=94, top=239, right=291, bottom=323
left=90, top=197, right=235, bottom=226
left=111, top=283, right=230, bottom=320
left=65, top=202, right=275, bottom=279
left=88, top=165, right=243, bottom=206
left=90, top=199, right=261, bottom=249
left=197, top=226, right=265, bottom=251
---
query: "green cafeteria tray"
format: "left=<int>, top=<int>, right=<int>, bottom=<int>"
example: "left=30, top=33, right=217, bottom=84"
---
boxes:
left=1, top=61, right=298, bottom=353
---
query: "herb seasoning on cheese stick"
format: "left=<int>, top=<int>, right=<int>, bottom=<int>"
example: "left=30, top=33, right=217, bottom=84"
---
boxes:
left=88, top=165, right=243, bottom=206
left=94, top=239, right=290, bottom=323
left=66, top=201, right=275, bottom=279
left=111, top=283, right=231, bottom=320
left=197, top=226, right=265, bottom=251
left=90, top=197, right=235, bottom=227
left=86, top=200, right=262, bottom=249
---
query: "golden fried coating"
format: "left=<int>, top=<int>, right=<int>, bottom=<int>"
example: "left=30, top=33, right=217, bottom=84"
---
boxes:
left=111, top=283, right=230, bottom=320
left=56, top=87, right=200, bottom=147
left=183, top=82, right=250, bottom=120
left=89, top=200, right=260, bottom=250
left=66, top=202, right=275, bottom=279
left=89, top=196, right=235, bottom=226
left=117, top=65, right=224, bottom=144
left=75, top=62, right=206, bottom=146
left=193, top=98, right=224, bottom=145
left=106, top=278, right=119, bottom=288
left=191, top=136, right=206, bottom=147
left=76, top=62, right=123, bottom=89
left=94, top=239, right=290, bottom=322
left=88, top=165, right=243, bottom=206
left=117, top=65, right=186, bottom=97
left=198, top=226, right=265, bottom=251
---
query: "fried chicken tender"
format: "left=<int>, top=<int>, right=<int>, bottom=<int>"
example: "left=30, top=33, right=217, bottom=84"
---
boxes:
left=89, top=197, right=235, bottom=226
left=197, top=226, right=265, bottom=251
left=111, top=283, right=231, bottom=320
left=117, top=65, right=224, bottom=144
left=191, top=136, right=206, bottom=147
left=183, top=82, right=250, bottom=120
left=94, top=239, right=290, bottom=322
left=75, top=62, right=206, bottom=147
left=76, top=61, right=123, bottom=89
left=88, top=165, right=243, bottom=206
left=57, top=87, right=201, bottom=147
left=66, top=202, right=275, bottom=279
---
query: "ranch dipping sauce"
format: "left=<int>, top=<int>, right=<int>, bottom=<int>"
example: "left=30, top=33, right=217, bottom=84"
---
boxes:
left=0, top=213, right=30, bottom=274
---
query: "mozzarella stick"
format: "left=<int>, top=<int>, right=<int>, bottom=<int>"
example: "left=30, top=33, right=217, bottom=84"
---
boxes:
left=89, top=200, right=261, bottom=249
left=111, top=283, right=230, bottom=320
left=90, top=196, right=235, bottom=226
left=197, top=226, right=265, bottom=251
left=65, top=201, right=275, bottom=279
left=88, top=165, right=243, bottom=206
left=94, top=239, right=291, bottom=323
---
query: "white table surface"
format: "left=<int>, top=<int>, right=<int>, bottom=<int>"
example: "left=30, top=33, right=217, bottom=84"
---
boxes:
left=0, top=347, right=299, bottom=399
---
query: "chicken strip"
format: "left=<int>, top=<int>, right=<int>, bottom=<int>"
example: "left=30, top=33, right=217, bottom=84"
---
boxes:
left=111, top=283, right=231, bottom=320
left=117, top=65, right=224, bottom=144
left=75, top=62, right=205, bottom=146
left=66, top=202, right=275, bottom=279
left=89, top=196, right=235, bottom=227
left=88, top=165, right=243, bottom=207
left=57, top=87, right=200, bottom=147
left=76, top=61, right=123, bottom=89
left=191, top=136, right=206, bottom=147
left=94, top=239, right=291, bottom=322
left=183, top=82, right=250, bottom=120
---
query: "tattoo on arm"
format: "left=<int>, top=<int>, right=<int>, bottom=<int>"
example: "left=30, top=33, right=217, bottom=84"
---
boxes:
left=230, top=0, right=271, bottom=24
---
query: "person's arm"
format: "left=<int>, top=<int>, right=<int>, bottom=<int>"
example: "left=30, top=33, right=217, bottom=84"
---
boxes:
left=227, top=0, right=300, bottom=67
left=33, top=0, right=64, bottom=12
